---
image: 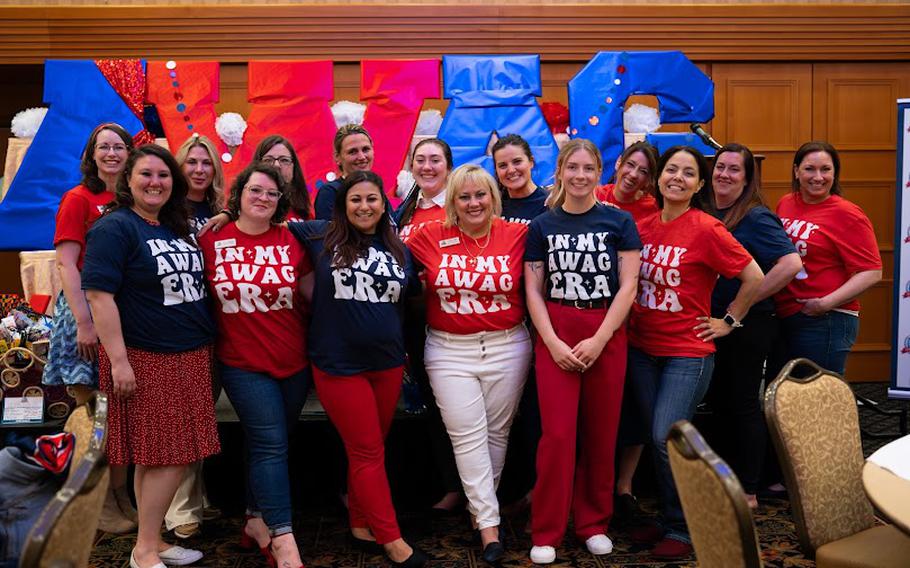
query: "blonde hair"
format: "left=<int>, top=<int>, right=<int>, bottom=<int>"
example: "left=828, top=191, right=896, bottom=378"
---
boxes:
left=546, top=138, right=603, bottom=209
left=174, top=134, right=225, bottom=211
left=443, top=164, right=503, bottom=228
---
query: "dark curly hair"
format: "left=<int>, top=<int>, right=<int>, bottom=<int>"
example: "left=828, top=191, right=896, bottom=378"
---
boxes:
left=322, top=170, right=406, bottom=268
left=80, top=123, right=134, bottom=194
left=110, top=144, right=192, bottom=241
left=225, top=162, right=291, bottom=225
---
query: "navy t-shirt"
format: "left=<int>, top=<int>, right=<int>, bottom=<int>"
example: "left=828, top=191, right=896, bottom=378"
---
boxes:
left=314, top=179, right=343, bottom=220
left=525, top=203, right=642, bottom=301
left=711, top=205, right=797, bottom=316
left=189, top=199, right=214, bottom=235
left=288, top=220, right=416, bottom=375
left=82, top=208, right=215, bottom=352
left=501, top=186, right=549, bottom=225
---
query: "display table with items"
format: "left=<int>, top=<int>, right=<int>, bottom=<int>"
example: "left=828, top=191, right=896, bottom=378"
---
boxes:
left=0, top=301, right=75, bottom=428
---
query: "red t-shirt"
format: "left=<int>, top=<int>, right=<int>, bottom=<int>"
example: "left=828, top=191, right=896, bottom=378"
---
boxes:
left=629, top=208, right=753, bottom=357
left=774, top=193, right=881, bottom=318
left=198, top=223, right=312, bottom=378
left=399, top=205, right=447, bottom=244
left=406, top=217, right=527, bottom=334
left=596, top=183, right=660, bottom=223
left=54, top=185, right=114, bottom=270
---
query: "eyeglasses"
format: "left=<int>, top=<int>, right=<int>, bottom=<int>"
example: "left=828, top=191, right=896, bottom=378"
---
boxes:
left=245, top=186, right=282, bottom=201
left=262, top=156, right=294, bottom=167
left=96, top=144, right=128, bottom=153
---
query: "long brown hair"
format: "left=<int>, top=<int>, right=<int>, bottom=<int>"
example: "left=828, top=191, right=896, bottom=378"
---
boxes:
left=110, top=144, right=192, bottom=242
left=712, top=143, right=764, bottom=231
left=253, top=134, right=311, bottom=219
left=80, top=123, right=134, bottom=194
left=323, top=170, right=407, bottom=268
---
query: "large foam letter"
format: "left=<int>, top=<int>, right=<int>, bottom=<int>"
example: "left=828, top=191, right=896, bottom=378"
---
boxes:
left=568, top=51, right=714, bottom=182
left=0, top=60, right=145, bottom=250
left=437, top=55, right=558, bottom=185
left=147, top=61, right=226, bottom=157
left=360, top=59, right=440, bottom=205
left=231, top=61, right=337, bottom=191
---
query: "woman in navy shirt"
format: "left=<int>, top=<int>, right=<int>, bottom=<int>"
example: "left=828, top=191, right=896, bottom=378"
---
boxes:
left=705, top=143, right=802, bottom=507
left=492, top=133, right=549, bottom=224
left=524, top=139, right=642, bottom=564
left=83, top=144, right=218, bottom=568
left=289, top=171, right=426, bottom=568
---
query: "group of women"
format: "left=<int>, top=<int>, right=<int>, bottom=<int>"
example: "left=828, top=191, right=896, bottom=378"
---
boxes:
left=43, top=117, right=882, bottom=567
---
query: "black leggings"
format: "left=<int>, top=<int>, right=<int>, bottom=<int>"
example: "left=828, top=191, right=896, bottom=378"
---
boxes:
left=704, top=310, right=778, bottom=495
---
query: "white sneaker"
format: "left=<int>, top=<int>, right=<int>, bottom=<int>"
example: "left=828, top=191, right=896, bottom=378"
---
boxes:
left=130, top=551, right=166, bottom=568
left=585, top=534, right=614, bottom=555
left=158, top=545, right=203, bottom=566
left=530, top=545, right=556, bottom=564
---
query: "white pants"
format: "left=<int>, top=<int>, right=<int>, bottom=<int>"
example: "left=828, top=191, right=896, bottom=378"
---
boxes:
left=165, top=461, right=209, bottom=529
left=424, top=324, right=532, bottom=529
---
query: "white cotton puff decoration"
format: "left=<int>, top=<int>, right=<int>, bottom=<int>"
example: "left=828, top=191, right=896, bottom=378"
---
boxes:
left=11, top=107, right=48, bottom=138
left=332, top=101, right=366, bottom=128
left=396, top=170, right=415, bottom=198
left=415, top=110, right=443, bottom=136
left=215, top=112, right=247, bottom=147
left=623, top=103, right=661, bottom=134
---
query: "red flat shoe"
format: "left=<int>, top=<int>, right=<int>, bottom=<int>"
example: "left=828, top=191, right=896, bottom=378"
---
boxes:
left=651, top=537, right=693, bottom=559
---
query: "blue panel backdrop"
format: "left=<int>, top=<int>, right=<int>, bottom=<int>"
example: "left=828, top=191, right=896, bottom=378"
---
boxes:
left=0, top=60, right=144, bottom=250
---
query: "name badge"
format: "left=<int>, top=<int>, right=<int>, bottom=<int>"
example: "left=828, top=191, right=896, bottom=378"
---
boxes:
left=214, top=238, right=237, bottom=249
left=439, top=237, right=460, bottom=248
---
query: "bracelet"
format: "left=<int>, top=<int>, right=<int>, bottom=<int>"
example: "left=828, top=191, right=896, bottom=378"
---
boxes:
left=219, top=208, right=236, bottom=221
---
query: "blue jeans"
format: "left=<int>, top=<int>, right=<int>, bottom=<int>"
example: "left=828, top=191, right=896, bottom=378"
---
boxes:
left=779, top=312, right=859, bottom=376
left=627, top=347, right=714, bottom=544
left=220, top=364, right=310, bottom=536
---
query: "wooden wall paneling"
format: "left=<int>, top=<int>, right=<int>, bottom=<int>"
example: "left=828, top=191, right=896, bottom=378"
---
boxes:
left=2, top=5, right=910, bottom=64
left=810, top=63, right=910, bottom=381
left=711, top=62, right=813, bottom=211
left=812, top=63, right=910, bottom=148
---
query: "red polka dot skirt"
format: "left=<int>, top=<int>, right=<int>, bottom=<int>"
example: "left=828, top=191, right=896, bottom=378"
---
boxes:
left=99, top=345, right=221, bottom=466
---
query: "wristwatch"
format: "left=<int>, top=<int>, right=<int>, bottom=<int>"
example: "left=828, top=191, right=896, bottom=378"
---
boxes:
left=722, top=313, right=744, bottom=328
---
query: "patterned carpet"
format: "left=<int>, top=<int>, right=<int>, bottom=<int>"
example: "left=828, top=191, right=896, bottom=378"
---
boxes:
left=86, top=381, right=907, bottom=568
left=90, top=497, right=810, bottom=568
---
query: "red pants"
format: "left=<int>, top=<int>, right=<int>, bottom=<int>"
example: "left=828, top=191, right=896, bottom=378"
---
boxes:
left=313, top=365, right=404, bottom=544
left=531, top=302, right=626, bottom=546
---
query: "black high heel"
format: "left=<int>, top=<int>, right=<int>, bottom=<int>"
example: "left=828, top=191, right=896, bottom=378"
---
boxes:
left=348, top=533, right=384, bottom=555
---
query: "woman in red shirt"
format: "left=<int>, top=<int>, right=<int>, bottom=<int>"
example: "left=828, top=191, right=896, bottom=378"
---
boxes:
left=596, top=141, right=660, bottom=222
left=626, top=146, right=763, bottom=558
left=197, top=163, right=312, bottom=568
left=774, top=141, right=882, bottom=375
left=43, top=122, right=137, bottom=534
left=407, top=164, right=531, bottom=565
